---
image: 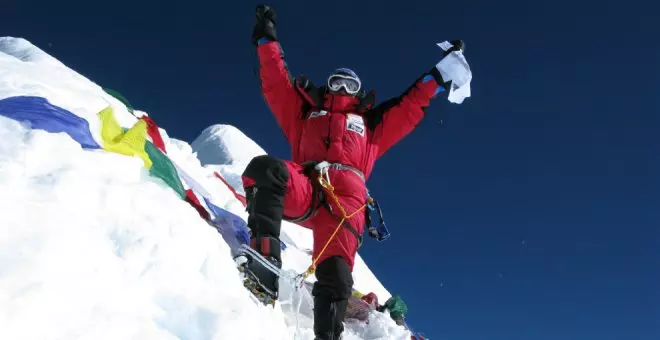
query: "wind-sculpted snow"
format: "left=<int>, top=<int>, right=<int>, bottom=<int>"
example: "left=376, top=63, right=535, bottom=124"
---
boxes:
left=0, top=116, right=290, bottom=340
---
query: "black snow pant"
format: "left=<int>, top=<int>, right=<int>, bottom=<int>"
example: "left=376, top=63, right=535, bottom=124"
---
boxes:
left=242, top=155, right=353, bottom=340
left=312, top=255, right=354, bottom=340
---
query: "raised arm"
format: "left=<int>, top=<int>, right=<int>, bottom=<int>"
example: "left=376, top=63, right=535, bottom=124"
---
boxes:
left=366, top=71, right=445, bottom=158
left=366, top=40, right=470, bottom=158
left=252, top=5, right=304, bottom=144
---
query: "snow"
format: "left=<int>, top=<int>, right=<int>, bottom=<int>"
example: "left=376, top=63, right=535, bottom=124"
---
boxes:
left=0, top=37, right=410, bottom=340
left=191, top=124, right=266, bottom=196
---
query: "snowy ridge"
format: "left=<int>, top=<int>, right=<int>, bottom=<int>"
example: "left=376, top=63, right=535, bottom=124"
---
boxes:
left=0, top=37, right=65, bottom=67
left=0, top=36, right=409, bottom=340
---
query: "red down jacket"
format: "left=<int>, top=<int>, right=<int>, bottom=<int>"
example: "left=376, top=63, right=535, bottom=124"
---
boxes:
left=256, top=41, right=441, bottom=270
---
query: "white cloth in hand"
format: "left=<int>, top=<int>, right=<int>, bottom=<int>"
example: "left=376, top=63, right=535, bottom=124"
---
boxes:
left=436, top=41, right=472, bottom=104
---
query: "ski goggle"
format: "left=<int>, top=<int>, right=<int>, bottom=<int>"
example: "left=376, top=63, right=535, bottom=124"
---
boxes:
left=327, top=72, right=361, bottom=95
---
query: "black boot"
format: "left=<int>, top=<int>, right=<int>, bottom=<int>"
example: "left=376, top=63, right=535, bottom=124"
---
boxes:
left=243, top=231, right=281, bottom=299
left=312, top=256, right=354, bottom=340
left=313, top=295, right=348, bottom=340
left=240, top=155, right=289, bottom=303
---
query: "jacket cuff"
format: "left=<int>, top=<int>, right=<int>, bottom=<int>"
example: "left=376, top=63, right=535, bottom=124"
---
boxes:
left=423, top=73, right=446, bottom=98
left=257, top=37, right=273, bottom=45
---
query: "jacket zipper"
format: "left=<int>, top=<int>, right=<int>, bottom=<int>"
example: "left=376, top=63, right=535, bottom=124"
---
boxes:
left=325, top=111, right=332, bottom=149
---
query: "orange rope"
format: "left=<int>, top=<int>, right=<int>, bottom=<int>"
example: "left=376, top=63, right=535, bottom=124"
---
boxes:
left=301, top=174, right=374, bottom=279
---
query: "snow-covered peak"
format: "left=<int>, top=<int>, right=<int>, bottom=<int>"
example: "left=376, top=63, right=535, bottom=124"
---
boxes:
left=191, top=124, right=266, bottom=196
left=191, top=124, right=266, bottom=168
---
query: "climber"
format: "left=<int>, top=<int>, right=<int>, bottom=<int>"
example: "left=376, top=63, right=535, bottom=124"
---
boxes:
left=240, top=4, right=472, bottom=340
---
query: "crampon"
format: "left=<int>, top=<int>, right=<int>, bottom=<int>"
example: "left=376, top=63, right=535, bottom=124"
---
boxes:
left=234, top=253, right=278, bottom=307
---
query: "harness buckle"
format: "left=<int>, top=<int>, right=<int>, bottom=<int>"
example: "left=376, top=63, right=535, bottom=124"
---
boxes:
left=314, top=161, right=332, bottom=188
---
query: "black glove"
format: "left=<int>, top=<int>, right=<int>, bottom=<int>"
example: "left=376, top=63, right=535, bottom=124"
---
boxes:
left=252, top=5, right=277, bottom=46
left=430, top=39, right=465, bottom=91
left=443, top=40, right=465, bottom=56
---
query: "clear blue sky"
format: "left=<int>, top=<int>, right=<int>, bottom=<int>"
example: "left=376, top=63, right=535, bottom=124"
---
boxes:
left=6, top=0, right=659, bottom=339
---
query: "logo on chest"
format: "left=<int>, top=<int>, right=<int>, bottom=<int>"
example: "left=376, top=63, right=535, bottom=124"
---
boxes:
left=308, top=110, right=328, bottom=118
left=346, top=113, right=365, bottom=137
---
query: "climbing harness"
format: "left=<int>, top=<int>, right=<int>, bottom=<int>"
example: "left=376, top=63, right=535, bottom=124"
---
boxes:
left=294, top=161, right=373, bottom=285
left=284, top=160, right=365, bottom=223
left=283, top=161, right=365, bottom=249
